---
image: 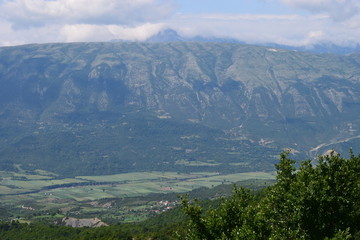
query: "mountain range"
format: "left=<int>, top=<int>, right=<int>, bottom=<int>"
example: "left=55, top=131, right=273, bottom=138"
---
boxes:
left=1, top=42, right=360, bottom=176
left=145, top=29, right=360, bottom=55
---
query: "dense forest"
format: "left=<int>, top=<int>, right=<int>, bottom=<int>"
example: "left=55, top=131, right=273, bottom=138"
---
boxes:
left=0, top=150, right=359, bottom=239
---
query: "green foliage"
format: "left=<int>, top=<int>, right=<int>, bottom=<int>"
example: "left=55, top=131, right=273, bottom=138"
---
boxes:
left=181, top=187, right=261, bottom=240
left=0, top=150, right=359, bottom=239
left=181, top=150, right=360, bottom=239
left=0, top=115, right=280, bottom=177
left=325, top=228, right=352, bottom=240
left=0, top=207, right=188, bottom=240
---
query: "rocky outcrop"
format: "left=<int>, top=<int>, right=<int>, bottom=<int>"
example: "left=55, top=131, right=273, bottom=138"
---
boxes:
left=62, top=217, right=108, bottom=228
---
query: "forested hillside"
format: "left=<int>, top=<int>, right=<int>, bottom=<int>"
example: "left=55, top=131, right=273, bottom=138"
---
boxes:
left=1, top=42, right=360, bottom=175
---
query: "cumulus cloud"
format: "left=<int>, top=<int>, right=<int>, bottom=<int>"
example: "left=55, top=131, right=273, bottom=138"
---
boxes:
left=281, top=0, right=360, bottom=21
left=0, top=0, right=174, bottom=45
left=0, top=20, right=166, bottom=46
left=60, top=23, right=165, bottom=42
left=0, top=0, right=175, bottom=28
left=0, top=0, right=360, bottom=48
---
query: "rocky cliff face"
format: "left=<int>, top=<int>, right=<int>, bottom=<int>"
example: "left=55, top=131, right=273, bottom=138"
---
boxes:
left=62, top=217, right=108, bottom=228
left=1, top=42, right=360, bottom=175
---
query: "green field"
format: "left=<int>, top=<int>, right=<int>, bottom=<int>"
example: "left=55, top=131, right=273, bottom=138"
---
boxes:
left=0, top=170, right=275, bottom=198
left=0, top=170, right=275, bottom=223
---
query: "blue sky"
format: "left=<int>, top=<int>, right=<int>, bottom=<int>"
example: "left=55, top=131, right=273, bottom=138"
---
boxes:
left=0, top=0, right=359, bottom=47
left=176, top=0, right=295, bottom=15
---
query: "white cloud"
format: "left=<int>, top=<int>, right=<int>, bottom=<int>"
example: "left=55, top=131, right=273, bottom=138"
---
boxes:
left=0, top=20, right=165, bottom=46
left=0, top=0, right=360, bottom=48
left=281, top=0, right=360, bottom=21
left=0, top=0, right=175, bottom=28
left=0, top=0, right=174, bottom=45
left=167, top=13, right=360, bottom=47
left=60, top=23, right=165, bottom=42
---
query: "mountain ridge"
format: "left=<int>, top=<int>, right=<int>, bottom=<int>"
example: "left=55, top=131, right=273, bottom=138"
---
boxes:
left=143, top=29, right=360, bottom=55
left=1, top=41, right=360, bottom=176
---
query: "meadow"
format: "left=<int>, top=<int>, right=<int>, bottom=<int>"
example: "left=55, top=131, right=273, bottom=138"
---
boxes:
left=0, top=169, right=275, bottom=223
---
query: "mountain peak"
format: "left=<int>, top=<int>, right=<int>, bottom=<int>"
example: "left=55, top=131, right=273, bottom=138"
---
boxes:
left=146, top=29, right=185, bottom=42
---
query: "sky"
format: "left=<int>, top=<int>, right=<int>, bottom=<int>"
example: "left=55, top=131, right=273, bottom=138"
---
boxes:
left=0, top=0, right=359, bottom=47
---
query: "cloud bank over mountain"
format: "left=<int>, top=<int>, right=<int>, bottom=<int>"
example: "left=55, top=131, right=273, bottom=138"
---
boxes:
left=0, top=0, right=359, bottom=47
left=0, top=0, right=173, bottom=44
left=281, top=0, right=360, bottom=21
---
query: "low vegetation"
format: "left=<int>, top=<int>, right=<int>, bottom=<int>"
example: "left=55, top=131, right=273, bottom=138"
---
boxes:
left=0, top=170, right=274, bottom=223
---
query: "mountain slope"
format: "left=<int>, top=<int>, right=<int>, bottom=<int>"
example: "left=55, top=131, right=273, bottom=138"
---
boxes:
left=1, top=42, right=360, bottom=176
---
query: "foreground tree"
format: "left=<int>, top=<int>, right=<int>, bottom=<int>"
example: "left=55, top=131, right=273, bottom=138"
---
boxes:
left=181, top=150, right=360, bottom=239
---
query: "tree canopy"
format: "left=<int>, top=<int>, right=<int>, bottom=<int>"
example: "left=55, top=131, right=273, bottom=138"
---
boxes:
left=181, top=150, right=360, bottom=240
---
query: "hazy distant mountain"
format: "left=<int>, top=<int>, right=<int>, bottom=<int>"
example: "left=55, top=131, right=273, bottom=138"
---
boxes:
left=146, top=29, right=360, bottom=55
left=265, top=42, right=360, bottom=55
left=1, top=42, right=360, bottom=176
left=146, top=29, right=186, bottom=42
left=146, top=29, right=244, bottom=44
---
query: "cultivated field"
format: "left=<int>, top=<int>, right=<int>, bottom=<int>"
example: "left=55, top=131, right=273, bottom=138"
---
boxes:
left=0, top=169, right=276, bottom=223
